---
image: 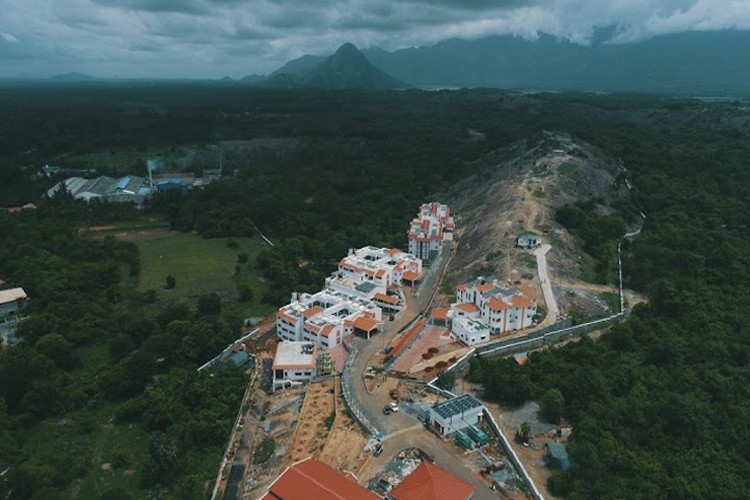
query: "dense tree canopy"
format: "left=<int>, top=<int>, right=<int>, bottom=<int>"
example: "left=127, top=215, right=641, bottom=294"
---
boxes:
left=471, top=112, right=750, bottom=498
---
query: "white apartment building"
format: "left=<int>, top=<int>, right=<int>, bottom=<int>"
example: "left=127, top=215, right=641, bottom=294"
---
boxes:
left=407, top=202, right=455, bottom=261
left=272, top=341, right=318, bottom=390
left=334, top=246, right=423, bottom=289
left=276, top=289, right=383, bottom=350
left=276, top=245, right=424, bottom=350
left=450, top=276, right=537, bottom=345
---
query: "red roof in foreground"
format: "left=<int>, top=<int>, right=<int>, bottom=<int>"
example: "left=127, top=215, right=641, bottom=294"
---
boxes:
left=263, top=457, right=379, bottom=500
left=390, top=462, right=474, bottom=500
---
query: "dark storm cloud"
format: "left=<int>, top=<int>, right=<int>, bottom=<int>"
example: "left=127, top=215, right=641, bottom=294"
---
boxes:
left=91, top=0, right=209, bottom=15
left=1, top=0, right=747, bottom=79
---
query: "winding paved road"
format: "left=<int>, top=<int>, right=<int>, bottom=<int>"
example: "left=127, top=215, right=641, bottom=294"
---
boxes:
left=345, top=245, right=499, bottom=499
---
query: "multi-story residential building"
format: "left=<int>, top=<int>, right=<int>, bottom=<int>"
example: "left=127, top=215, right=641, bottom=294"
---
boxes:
left=277, top=245, right=424, bottom=350
left=276, top=290, right=383, bottom=350
left=407, top=202, right=454, bottom=261
left=450, top=276, right=537, bottom=345
left=326, top=246, right=422, bottom=299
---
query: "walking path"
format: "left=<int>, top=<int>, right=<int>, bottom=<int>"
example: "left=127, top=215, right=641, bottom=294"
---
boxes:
left=534, top=244, right=560, bottom=328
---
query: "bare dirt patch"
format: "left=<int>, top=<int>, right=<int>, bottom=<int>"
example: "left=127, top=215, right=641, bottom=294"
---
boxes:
left=319, top=378, right=369, bottom=473
left=284, top=380, right=336, bottom=466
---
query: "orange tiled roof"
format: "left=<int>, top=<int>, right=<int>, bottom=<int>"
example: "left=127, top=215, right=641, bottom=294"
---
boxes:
left=487, top=297, right=509, bottom=311
left=402, top=270, right=420, bottom=281
left=475, top=283, right=494, bottom=293
left=303, top=306, right=324, bottom=317
left=353, top=315, right=379, bottom=332
left=456, top=303, right=480, bottom=314
left=390, top=461, right=474, bottom=500
left=374, top=293, right=399, bottom=305
left=432, top=308, right=449, bottom=321
left=512, top=295, right=534, bottom=308
left=263, top=457, right=379, bottom=500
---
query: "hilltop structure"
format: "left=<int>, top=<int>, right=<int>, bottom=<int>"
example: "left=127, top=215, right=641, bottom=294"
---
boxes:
left=449, top=276, right=537, bottom=345
left=407, top=202, right=454, bottom=261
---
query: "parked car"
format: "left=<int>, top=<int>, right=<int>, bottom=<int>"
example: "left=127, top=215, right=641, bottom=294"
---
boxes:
left=383, top=405, right=392, bottom=415
left=388, top=402, right=399, bottom=412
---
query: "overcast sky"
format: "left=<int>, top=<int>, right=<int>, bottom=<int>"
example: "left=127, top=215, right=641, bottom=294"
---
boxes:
left=1, top=0, right=748, bottom=79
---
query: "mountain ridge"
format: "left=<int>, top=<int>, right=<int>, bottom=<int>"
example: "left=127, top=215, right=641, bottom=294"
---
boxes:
left=262, top=30, right=750, bottom=94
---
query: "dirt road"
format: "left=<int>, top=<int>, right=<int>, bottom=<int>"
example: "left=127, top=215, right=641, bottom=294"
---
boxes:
left=534, top=244, right=560, bottom=328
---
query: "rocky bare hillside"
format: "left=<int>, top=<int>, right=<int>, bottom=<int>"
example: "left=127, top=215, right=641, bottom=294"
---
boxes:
left=441, top=132, right=628, bottom=316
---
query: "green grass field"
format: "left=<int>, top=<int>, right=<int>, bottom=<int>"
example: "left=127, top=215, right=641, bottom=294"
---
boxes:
left=136, top=234, right=261, bottom=296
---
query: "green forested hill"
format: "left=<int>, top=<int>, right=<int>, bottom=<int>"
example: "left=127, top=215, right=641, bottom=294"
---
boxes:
left=471, top=103, right=750, bottom=497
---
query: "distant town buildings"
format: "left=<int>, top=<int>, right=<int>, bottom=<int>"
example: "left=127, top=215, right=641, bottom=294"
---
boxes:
left=45, top=168, right=223, bottom=206
left=46, top=175, right=152, bottom=204
left=272, top=342, right=318, bottom=390
left=407, top=202, right=454, bottom=261
left=449, top=276, right=537, bottom=345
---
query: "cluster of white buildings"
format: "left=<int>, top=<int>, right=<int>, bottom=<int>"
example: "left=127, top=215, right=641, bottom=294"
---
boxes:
left=407, top=202, right=454, bottom=261
left=448, top=276, right=537, bottom=346
left=276, top=246, right=423, bottom=351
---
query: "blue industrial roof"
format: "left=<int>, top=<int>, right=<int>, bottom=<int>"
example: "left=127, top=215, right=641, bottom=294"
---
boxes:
left=432, top=394, right=483, bottom=419
left=115, top=177, right=130, bottom=190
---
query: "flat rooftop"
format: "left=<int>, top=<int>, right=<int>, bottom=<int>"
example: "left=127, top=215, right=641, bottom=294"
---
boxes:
left=273, top=341, right=318, bottom=370
left=0, top=287, right=27, bottom=305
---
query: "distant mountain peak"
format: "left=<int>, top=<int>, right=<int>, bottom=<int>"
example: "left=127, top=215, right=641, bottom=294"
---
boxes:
left=263, top=41, right=406, bottom=90
left=335, top=42, right=360, bottom=55
left=303, top=42, right=405, bottom=89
